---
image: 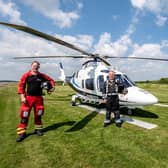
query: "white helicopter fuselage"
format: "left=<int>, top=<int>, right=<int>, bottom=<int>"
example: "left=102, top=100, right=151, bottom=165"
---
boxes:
left=66, top=61, right=158, bottom=108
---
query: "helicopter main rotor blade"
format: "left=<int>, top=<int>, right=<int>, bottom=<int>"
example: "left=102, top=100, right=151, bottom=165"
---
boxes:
left=13, top=55, right=90, bottom=59
left=0, top=22, right=91, bottom=56
left=13, top=55, right=112, bottom=65
left=96, top=56, right=111, bottom=66
left=103, top=56, right=168, bottom=61
left=0, top=22, right=111, bottom=66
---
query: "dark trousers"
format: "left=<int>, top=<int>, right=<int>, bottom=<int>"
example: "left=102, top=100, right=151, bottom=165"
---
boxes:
left=105, top=95, right=120, bottom=121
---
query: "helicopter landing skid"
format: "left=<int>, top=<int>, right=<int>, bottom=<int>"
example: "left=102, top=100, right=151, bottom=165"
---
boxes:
left=71, top=95, right=79, bottom=106
left=71, top=94, right=101, bottom=106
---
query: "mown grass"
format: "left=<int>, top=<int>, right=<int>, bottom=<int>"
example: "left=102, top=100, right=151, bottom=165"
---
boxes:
left=137, top=83, right=168, bottom=104
left=0, top=83, right=168, bottom=168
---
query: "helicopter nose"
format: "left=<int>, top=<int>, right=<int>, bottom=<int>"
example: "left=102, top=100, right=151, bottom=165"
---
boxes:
left=136, top=88, right=158, bottom=105
left=126, top=87, right=158, bottom=106
left=142, top=93, right=158, bottom=105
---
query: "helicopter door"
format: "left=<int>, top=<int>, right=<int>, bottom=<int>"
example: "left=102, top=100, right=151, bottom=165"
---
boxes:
left=97, top=75, right=104, bottom=92
left=85, top=78, right=94, bottom=90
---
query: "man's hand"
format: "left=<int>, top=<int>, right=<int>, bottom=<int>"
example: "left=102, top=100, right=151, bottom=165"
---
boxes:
left=48, top=87, right=55, bottom=94
left=101, top=99, right=107, bottom=104
left=123, top=89, right=128, bottom=95
left=20, top=94, right=26, bottom=104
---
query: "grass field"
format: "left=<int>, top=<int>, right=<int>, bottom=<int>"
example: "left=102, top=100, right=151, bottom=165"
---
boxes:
left=0, top=83, right=168, bottom=168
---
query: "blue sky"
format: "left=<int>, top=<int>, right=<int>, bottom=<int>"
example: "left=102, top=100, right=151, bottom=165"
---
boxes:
left=0, top=0, right=168, bottom=81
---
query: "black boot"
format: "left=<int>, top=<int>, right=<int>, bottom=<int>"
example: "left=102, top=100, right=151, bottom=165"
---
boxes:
left=35, top=129, right=44, bottom=136
left=103, top=122, right=111, bottom=127
left=115, top=119, right=122, bottom=127
left=16, top=133, right=26, bottom=142
left=103, top=120, right=111, bottom=127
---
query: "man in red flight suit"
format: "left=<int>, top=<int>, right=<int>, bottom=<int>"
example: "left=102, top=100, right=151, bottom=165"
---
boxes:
left=16, top=61, right=55, bottom=142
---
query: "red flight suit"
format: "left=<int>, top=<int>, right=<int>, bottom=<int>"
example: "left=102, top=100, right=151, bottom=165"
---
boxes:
left=17, top=71, right=55, bottom=135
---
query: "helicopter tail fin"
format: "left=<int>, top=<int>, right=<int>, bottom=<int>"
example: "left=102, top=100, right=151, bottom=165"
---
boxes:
left=58, top=62, right=66, bottom=84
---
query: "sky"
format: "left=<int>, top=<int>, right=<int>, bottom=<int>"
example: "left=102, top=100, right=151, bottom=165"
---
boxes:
left=0, top=0, right=168, bottom=81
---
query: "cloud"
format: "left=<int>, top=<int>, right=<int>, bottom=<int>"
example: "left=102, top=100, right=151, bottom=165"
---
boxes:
left=122, top=42, right=168, bottom=80
left=21, top=0, right=82, bottom=28
left=130, top=0, right=168, bottom=14
left=0, top=27, right=67, bottom=58
left=56, top=34, right=93, bottom=51
left=0, top=26, right=167, bottom=81
left=0, top=1, right=167, bottom=81
left=130, top=43, right=163, bottom=58
left=94, top=32, right=132, bottom=56
left=0, top=26, right=94, bottom=80
left=130, top=0, right=168, bottom=26
left=112, top=15, right=119, bottom=21
left=0, top=0, right=26, bottom=25
left=155, top=15, right=167, bottom=26
left=161, top=40, right=168, bottom=48
left=93, top=31, right=168, bottom=81
left=131, top=0, right=146, bottom=9
left=126, top=10, right=140, bottom=36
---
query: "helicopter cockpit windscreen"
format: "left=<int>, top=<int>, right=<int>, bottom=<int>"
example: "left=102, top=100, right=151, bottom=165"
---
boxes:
left=97, top=73, right=136, bottom=92
left=123, top=74, right=136, bottom=86
left=115, top=74, right=136, bottom=88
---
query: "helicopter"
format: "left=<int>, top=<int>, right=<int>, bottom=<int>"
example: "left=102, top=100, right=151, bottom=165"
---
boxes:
left=59, top=60, right=158, bottom=112
left=0, top=22, right=168, bottom=114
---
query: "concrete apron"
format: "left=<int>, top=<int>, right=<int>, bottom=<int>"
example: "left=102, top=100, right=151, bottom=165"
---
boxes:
left=78, top=104, right=158, bottom=130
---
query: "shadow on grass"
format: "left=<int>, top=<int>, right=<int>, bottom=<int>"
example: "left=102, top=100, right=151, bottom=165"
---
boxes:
left=159, top=101, right=168, bottom=104
left=25, top=121, right=75, bottom=139
left=65, top=112, right=98, bottom=132
left=43, top=121, right=76, bottom=133
left=78, top=103, right=158, bottom=119
left=120, top=108, right=159, bottom=118
left=45, top=98, right=71, bottom=102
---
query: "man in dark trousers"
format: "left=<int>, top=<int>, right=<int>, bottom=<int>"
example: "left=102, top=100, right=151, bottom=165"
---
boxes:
left=16, top=61, right=55, bottom=142
left=102, top=69, right=127, bottom=127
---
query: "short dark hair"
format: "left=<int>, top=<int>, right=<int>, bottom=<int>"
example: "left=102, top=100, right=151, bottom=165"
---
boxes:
left=31, top=61, right=40, bottom=66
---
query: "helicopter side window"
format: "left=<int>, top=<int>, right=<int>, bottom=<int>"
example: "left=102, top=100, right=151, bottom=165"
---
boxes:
left=101, top=70, right=109, bottom=73
left=82, top=80, right=84, bottom=88
left=97, top=75, right=104, bottom=92
left=85, top=78, right=94, bottom=90
left=75, top=71, right=79, bottom=78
